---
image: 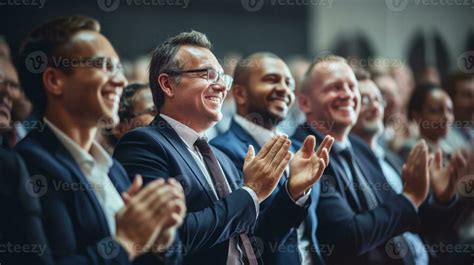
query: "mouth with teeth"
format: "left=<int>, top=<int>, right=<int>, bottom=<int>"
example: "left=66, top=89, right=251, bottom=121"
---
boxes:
left=268, top=95, right=291, bottom=112
left=204, top=95, right=222, bottom=106
left=102, top=91, right=121, bottom=110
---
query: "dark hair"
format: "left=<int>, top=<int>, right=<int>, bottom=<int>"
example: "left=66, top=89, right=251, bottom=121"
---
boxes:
left=118, top=83, right=151, bottom=120
left=300, top=55, right=347, bottom=95
left=407, top=82, right=443, bottom=120
left=18, top=15, right=100, bottom=116
left=233, top=52, right=281, bottom=87
left=445, top=71, right=474, bottom=99
left=148, top=30, right=212, bottom=111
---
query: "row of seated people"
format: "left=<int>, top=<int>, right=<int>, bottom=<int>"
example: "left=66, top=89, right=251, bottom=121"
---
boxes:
left=0, top=15, right=472, bottom=265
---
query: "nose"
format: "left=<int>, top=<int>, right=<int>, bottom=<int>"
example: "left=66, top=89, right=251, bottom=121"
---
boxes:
left=110, top=71, right=128, bottom=88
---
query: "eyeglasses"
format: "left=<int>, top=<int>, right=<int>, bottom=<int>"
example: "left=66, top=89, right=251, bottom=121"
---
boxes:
left=361, top=94, right=387, bottom=107
left=54, top=57, right=124, bottom=76
left=165, top=68, right=233, bottom=90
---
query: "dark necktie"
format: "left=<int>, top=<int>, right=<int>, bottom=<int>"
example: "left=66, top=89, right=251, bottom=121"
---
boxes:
left=194, top=138, right=258, bottom=265
left=339, top=147, right=416, bottom=265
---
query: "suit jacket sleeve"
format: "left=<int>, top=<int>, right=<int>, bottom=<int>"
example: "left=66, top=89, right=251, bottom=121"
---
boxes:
left=316, top=167, right=420, bottom=257
left=211, top=137, right=310, bottom=246
left=114, top=130, right=257, bottom=256
left=16, top=149, right=131, bottom=265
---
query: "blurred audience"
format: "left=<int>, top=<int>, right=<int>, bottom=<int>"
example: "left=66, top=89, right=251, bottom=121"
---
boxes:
left=97, top=83, right=155, bottom=154
left=131, top=55, right=151, bottom=83
left=442, top=71, right=474, bottom=150
left=399, top=83, right=455, bottom=160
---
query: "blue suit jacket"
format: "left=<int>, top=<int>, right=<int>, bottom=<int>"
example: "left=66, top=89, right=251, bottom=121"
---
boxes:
left=292, top=124, right=420, bottom=265
left=211, top=119, right=323, bottom=265
left=113, top=116, right=259, bottom=265
left=15, top=125, right=178, bottom=265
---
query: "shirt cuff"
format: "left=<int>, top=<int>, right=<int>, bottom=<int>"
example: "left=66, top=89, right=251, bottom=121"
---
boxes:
left=402, top=193, right=418, bottom=212
left=242, top=186, right=260, bottom=219
left=285, top=181, right=311, bottom=207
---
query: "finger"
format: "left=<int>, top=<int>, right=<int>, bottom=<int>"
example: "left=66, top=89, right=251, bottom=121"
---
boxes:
left=255, top=136, right=278, bottom=159
left=244, top=145, right=256, bottom=165
left=127, top=174, right=143, bottom=197
left=435, top=148, right=443, bottom=170
left=301, top=135, right=316, bottom=158
left=273, top=152, right=292, bottom=179
left=315, top=136, right=330, bottom=157
left=131, top=178, right=166, bottom=204
left=266, top=135, right=288, bottom=162
left=167, top=178, right=185, bottom=195
left=319, top=149, right=330, bottom=167
left=121, top=192, right=132, bottom=206
left=270, top=138, right=291, bottom=167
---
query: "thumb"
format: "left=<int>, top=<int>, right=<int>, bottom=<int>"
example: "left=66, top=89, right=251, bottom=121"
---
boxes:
left=244, top=145, right=255, bottom=165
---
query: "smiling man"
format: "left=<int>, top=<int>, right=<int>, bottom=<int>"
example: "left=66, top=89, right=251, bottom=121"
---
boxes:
left=211, top=52, right=333, bottom=265
left=15, top=16, right=186, bottom=265
left=114, top=32, right=332, bottom=265
left=292, top=55, right=433, bottom=265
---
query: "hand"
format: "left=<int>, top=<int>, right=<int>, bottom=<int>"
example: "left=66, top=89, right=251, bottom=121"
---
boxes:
left=430, top=148, right=468, bottom=203
left=402, top=140, right=430, bottom=208
left=243, top=135, right=292, bottom=203
left=288, top=135, right=334, bottom=200
left=115, top=176, right=186, bottom=259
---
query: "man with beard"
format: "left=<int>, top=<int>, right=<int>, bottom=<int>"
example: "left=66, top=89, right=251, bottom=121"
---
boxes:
left=211, top=52, right=333, bottom=265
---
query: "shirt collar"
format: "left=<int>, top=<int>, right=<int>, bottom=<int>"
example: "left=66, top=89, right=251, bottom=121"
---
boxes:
left=234, top=114, right=283, bottom=147
left=333, top=138, right=350, bottom=153
left=160, top=114, right=205, bottom=148
left=373, top=143, right=385, bottom=159
left=44, top=118, right=113, bottom=170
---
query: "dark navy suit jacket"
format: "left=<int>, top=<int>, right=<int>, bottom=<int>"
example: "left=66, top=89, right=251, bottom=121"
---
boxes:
left=0, top=148, right=53, bottom=265
left=211, top=119, right=322, bottom=265
left=15, top=125, right=178, bottom=265
left=114, top=116, right=259, bottom=265
left=292, top=124, right=421, bottom=265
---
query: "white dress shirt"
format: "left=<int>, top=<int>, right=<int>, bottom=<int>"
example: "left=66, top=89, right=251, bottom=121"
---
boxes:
left=234, top=114, right=314, bottom=264
left=44, top=118, right=124, bottom=235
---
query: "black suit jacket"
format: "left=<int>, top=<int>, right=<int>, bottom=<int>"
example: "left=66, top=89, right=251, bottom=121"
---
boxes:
left=114, top=116, right=259, bottom=265
left=15, top=126, right=179, bottom=265
left=292, top=124, right=420, bottom=265
left=0, top=148, right=53, bottom=265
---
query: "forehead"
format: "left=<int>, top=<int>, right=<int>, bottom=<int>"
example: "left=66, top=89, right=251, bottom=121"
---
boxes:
left=313, top=61, right=355, bottom=84
left=177, top=45, right=221, bottom=71
left=253, top=57, right=291, bottom=77
left=67, top=31, right=119, bottom=59
left=375, top=75, right=397, bottom=92
left=359, top=80, right=381, bottom=97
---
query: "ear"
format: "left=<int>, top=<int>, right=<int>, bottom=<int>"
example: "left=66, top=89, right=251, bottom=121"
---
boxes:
left=299, top=93, right=312, bottom=114
left=42, top=68, right=65, bottom=96
left=157, top=73, right=175, bottom=98
left=232, top=84, right=248, bottom=106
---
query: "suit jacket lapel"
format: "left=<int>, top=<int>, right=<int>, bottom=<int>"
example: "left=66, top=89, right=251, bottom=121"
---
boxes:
left=294, top=124, right=363, bottom=208
left=152, top=116, right=218, bottom=201
left=37, top=126, right=111, bottom=235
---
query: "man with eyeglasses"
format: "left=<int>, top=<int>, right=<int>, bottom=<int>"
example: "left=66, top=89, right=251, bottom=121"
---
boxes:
left=114, top=31, right=329, bottom=265
left=15, top=15, right=186, bottom=265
